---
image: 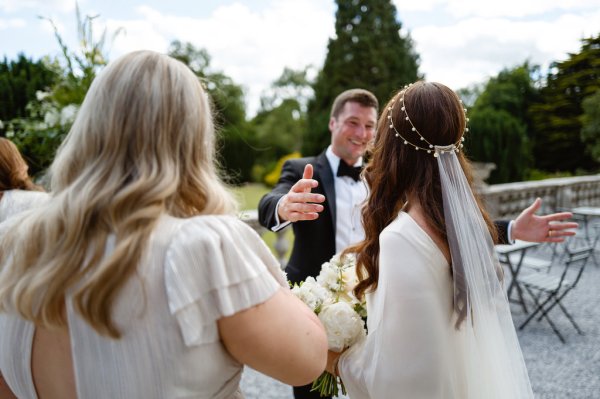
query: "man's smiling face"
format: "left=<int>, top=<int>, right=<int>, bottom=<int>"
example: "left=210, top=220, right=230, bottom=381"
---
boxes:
left=329, top=101, right=377, bottom=165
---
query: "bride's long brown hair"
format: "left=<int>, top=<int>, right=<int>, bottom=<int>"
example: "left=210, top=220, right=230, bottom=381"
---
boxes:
left=346, top=81, right=498, bottom=326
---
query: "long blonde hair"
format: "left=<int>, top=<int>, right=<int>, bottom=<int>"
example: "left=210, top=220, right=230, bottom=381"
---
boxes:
left=0, top=50, right=236, bottom=338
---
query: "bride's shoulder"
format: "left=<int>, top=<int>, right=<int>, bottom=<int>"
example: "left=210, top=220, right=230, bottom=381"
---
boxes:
left=383, top=211, right=418, bottom=234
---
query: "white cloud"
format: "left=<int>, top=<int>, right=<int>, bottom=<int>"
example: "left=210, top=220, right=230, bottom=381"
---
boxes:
left=393, top=0, right=599, bottom=18
left=411, top=10, right=600, bottom=89
left=105, top=0, right=334, bottom=116
left=0, top=0, right=77, bottom=13
left=0, top=17, right=26, bottom=30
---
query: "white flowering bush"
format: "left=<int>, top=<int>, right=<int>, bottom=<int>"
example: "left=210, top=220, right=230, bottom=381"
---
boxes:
left=291, top=252, right=366, bottom=397
left=6, top=6, right=119, bottom=177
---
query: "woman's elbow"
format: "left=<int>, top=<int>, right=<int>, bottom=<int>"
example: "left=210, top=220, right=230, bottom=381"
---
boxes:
left=288, top=328, right=328, bottom=386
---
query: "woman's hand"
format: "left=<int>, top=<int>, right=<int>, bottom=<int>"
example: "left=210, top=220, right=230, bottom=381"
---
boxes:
left=326, top=350, right=343, bottom=375
left=0, top=373, right=18, bottom=399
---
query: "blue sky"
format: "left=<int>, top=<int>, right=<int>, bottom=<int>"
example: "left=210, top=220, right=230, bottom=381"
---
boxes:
left=1, top=0, right=599, bottom=116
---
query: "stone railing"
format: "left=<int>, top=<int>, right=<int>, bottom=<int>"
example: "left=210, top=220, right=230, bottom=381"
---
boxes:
left=242, top=174, right=600, bottom=265
left=478, top=175, right=600, bottom=219
left=239, top=209, right=290, bottom=267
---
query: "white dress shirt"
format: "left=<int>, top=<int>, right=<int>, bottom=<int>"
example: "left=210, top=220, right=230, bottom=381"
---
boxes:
left=272, top=147, right=368, bottom=253
left=325, top=146, right=368, bottom=253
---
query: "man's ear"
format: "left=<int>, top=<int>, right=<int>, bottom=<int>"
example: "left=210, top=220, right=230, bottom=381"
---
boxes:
left=328, top=116, right=336, bottom=132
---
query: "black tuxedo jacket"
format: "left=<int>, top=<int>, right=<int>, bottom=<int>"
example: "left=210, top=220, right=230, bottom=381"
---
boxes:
left=258, top=150, right=510, bottom=284
left=259, top=152, right=337, bottom=284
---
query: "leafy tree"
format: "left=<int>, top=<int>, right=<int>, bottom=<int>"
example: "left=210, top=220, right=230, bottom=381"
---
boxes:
left=0, top=54, right=57, bottom=135
left=259, top=66, right=315, bottom=114
left=465, top=63, right=540, bottom=183
left=6, top=5, right=120, bottom=176
left=529, top=35, right=600, bottom=172
left=304, top=0, right=421, bottom=155
left=168, top=41, right=253, bottom=183
left=580, top=89, right=600, bottom=162
left=250, top=66, right=313, bottom=182
left=466, top=108, right=530, bottom=183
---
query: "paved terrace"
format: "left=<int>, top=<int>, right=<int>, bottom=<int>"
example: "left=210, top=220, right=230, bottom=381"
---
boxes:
left=240, top=239, right=600, bottom=399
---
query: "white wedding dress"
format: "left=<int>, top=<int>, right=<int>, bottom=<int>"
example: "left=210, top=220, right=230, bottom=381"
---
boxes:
left=339, top=211, right=533, bottom=398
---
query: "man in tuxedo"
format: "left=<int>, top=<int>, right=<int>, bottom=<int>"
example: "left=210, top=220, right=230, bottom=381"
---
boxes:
left=258, top=88, right=577, bottom=399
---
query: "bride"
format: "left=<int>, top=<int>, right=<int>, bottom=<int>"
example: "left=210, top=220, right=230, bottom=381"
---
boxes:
left=328, top=81, right=534, bottom=398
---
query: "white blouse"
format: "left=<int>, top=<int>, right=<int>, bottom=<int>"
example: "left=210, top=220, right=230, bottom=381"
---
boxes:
left=0, top=189, right=49, bottom=223
left=0, top=214, right=287, bottom=398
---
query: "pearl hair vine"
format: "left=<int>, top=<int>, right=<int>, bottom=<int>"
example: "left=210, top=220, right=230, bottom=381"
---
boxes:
left=387, top=83, right=468, bottom=157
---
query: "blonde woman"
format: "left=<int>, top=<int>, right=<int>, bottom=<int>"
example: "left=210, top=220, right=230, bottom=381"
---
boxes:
left=0, top=51, right=327, bottom=399
left=0, top=138, right=49, bottom=223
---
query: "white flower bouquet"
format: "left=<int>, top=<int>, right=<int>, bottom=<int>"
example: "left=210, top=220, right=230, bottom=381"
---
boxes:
left=291, top=252, right=366, bottom=397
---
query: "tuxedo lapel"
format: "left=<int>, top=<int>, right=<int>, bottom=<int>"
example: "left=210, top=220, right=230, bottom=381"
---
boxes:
left=316, top=152, right=336, bottom=232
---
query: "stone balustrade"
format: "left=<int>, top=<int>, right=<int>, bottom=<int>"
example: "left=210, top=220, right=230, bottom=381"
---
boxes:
left=242, top=174, right=600, bottom=266
left=479, top=175, right=600, bottom=219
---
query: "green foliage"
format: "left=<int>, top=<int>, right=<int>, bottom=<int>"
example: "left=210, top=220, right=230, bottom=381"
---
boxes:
left=6, top=5, right=121, bottom=176
left=465, top=63, right=539, bottom=183
left=304, top=0, right=421, bottom=155
left=250, top=66, right=312, bottom=182
left=529, top=34, right=600, bottom=172
left=264, top=151, right=301, bottom=187
left=580, top=89, right=600, bottom=162
left=168, top=41, right=254, bottom=184
left=466, top=107, right=531, bottom=183
left=252, top=98, right=305, bottom=158
left=0, top=54, right=57, bottom=135
left=527, top=169, right=573, bottom=181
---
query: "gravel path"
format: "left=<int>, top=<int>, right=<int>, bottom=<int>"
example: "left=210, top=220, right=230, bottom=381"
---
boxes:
left=241, top=239, right=600, bottom=399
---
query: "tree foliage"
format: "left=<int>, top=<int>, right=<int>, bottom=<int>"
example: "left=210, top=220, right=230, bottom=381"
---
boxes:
left=6, top=5, right=119, bottom=176
left=467, top=108, right=530, bottom=183
left=304, top=0, right=421, bottom=155
left=168, top=41, right=253, bottom=184
left=0, top=54, right=57, bottom=134
left=465, top=63, right=540, bottom=183
left=580, top=89, right=600, bottom=162
left=249, top=66, right=313, bottom=182
left=529, top=34, right=600, bottom=172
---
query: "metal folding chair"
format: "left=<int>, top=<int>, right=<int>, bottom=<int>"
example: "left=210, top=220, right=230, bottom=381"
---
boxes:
left=517, top=246, right=593, bottom=343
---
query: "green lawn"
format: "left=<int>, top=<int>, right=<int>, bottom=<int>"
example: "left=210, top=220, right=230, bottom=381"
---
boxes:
left=232, top=183, right=269, bottom=211
left=232, top=183, right=293, bottom=261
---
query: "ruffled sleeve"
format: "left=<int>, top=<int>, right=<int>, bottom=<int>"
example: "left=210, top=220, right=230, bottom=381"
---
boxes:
left=164, top=215, right=287, bottom=346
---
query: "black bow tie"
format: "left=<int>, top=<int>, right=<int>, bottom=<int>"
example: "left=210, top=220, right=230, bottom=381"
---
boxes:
left=337, top=161, right=362, bottom=181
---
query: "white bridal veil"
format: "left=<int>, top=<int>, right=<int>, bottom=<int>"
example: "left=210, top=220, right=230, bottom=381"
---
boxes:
left=436, top=145, right=534, bottom=399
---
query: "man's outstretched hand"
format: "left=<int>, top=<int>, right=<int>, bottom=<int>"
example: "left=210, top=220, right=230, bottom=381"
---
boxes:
left=511, top=198, right=578, bottom=243
left=277, top=164, right=326, bottom=223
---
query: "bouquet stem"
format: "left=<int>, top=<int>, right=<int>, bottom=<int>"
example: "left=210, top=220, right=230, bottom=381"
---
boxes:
left=310, top=371, right=346, bottom=397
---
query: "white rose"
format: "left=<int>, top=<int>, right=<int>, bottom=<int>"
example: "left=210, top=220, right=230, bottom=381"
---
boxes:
left=316, top=262, right=342, bottom=292
left=318, top=301, right=366, bottom=351
left=291, top=277, right=332, bottom=312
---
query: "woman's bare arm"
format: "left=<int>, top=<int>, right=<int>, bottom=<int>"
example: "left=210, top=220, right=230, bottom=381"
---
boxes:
left=218, top=288, right=327, bottom=386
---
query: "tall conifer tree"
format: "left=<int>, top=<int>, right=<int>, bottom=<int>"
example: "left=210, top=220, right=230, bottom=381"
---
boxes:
left=304, top=0, right=420, bottom=155
left=530, top=35, right=600, bottom=172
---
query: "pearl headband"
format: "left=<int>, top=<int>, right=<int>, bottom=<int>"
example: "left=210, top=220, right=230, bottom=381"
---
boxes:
left=387, top=83, right=467, bottom=157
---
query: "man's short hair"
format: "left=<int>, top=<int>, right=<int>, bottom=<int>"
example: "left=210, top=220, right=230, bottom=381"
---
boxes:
left=330, top=89, right=379, bottom=119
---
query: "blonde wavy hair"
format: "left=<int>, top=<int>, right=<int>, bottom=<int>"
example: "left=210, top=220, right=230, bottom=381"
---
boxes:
left=0, top=50, right=236, bottom=338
